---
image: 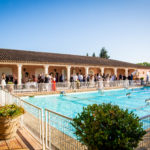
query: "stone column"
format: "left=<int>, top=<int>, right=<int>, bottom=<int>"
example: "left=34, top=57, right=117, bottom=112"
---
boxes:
left=44, top=65, right=49, bottom=74
left=101, top=67, right=104, bottom=75
left=125, top=68, right=128, bottom=77
left=114, top=68, right=117, bottom=76
left=17, top=64, right=22, bottom=85
left=85, top=66, right=89, bottom=76
left=67, top=66, right=71, bottom=82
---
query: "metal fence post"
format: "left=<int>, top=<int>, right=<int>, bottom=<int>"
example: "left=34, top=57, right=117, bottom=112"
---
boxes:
left=41, top=110, right=45, bottom=150
left=45, top=110, right=48, bottom=148
left=48, top=111, right=51, bottom=150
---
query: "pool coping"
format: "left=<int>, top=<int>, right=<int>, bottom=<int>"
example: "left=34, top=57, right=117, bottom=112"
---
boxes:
left=21, top=86, right=144, bottom=99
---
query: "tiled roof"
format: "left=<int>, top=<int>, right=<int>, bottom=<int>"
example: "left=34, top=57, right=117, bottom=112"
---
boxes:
left=0, top=48, right=149, bottom=69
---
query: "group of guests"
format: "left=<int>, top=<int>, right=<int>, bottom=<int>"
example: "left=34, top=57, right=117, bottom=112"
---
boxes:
left=69, top=73, right=134, bottom=89
left=70, top=73, right=134, bottom=83
left=37, top=74, right=57, bottom=91
left=0, top=73, right=58, bottom=91
left=22, top=73, right=65, bottom=83
left=23, top=73, right=57, bottom=91
left=0, top=71, right=134, bottom=90
left=0, top=73, right=18, bottom=89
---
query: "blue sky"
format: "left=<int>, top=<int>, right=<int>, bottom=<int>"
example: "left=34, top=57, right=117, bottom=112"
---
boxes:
left=0, top=0, right=150, bottom=63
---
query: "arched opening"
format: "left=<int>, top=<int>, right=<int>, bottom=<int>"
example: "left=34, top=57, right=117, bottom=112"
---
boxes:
left=70, top=67, right=85, bottom=75
left=89, top=69, right=94, bottom=75
left=89, top=68, right=101, bottom=75
left=104, top=68, right=114, bottom=76
left=22, top=65, right=44, bottom=81
left=117, top=69, right=125, bottom=79
left=49, top=66, right=67, bottom=82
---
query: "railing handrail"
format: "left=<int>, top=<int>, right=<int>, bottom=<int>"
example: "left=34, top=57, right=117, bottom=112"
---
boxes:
left=139, top=114, right=150, bottom=120
left=45, top=107, right=150, bottom=125
left=21, top=99, right=42, bottom=110
left=45, top=108, right=73, bottom=121
left=0, top=89, right=45, bottom=149
left=0, top=88, right=42, bottom=110
left=0, top=79, right=142, bottom=85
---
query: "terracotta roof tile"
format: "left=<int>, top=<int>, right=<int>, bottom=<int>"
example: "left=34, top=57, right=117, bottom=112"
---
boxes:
left=0, top=48, right=149, bottom=69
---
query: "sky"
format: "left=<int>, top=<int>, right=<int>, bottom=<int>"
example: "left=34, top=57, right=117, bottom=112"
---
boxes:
left=0, top=0, right=150, bottom=63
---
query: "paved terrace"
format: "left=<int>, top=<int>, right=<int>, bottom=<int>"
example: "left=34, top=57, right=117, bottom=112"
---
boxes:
left=0, top=128, right=43, bottom=150
left=0, top=117, right=150, bottom=150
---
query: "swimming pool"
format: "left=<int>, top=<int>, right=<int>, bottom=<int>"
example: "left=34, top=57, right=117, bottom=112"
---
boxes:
left=23, top=87, right=150, bottom=119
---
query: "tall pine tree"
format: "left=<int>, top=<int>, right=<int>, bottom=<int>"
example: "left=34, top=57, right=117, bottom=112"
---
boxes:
left=92, top=52, right=96, bottom=57
left=99, top=47, right=110, bottom=59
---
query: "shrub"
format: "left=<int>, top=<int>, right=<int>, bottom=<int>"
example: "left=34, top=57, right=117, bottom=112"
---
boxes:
left=71, top=103, right=146, bottom=150
left=0, top=104, right=24, bottom=118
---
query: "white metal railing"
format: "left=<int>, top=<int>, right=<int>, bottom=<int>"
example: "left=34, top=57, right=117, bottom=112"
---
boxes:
left=0, top=89, right=45, bottom=150
left=137, top=115, right=150, bottom=149
left=45, top=108, right=87, bottom=150
left=44, top=108, right=150, bottom=150
left=0, top=80, right=142, bottom=94
left=20, top=99, right=44, bottom=146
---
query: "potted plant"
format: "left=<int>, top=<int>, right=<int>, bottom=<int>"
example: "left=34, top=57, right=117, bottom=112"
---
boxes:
left=72, top=103, right=146, bottom=150
left=0, top=104, right=24, bottom=140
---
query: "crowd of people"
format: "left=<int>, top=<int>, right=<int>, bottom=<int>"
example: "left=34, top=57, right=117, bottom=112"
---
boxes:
left=0, top=71, right=135, bottom=90
left=0, top=73, right=58, bottom=91
left=0, top=73, right=18, bottom=89
left=0, top=72, right=134, bottom=84
left=22, top=73, right=65, bottom=83
left=70, top=73, right=134, bottom=83
left=69, top=73, right=134, bottom=89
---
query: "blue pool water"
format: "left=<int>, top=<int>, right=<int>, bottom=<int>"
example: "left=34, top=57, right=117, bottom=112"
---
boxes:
left=23, top=87, right=150, bottom=119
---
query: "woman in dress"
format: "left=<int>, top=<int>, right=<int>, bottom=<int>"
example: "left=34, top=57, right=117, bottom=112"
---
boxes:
left=1, top=73, right=6, bottom=89
left=52, top=77, right=56, bottom=91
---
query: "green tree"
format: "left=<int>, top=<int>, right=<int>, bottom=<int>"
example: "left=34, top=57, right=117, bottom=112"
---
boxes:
left=72, top=103, right=146, bottom=150
left=86, top=53, right=89, bottom=56
left=99, top=47, right=110, bottom=59
left=137, top=62, right=150, bottom=66
left=92, top=52, right=96, bottom=57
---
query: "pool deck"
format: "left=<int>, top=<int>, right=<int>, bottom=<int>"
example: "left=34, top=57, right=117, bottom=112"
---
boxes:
left=14, top=86, right=143, bottom=97
left=136, top=129, right=150, bottom=150
left=1, top=126, right=149, bottom=150
left=3, top=85, right=150, bottom=150
left=0, top=127, right=43, bottom=150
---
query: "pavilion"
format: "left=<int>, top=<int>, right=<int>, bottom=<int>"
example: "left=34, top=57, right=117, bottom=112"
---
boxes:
left=0, top=48, right=149, bottom=84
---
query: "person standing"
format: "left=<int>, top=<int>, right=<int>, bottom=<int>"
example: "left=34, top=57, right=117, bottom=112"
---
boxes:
left=146, top=71, right=150, bottom=83
left=131, top=74, right=133, bottom=80
left=52, top=77, right=56, bottom=91
left=45, top=74, right=50, bottom=91
left=119, top=74, right=122, bottom=80
left=1, top=73, right=6, bottom=89
left=70, top=74, right=74, bottom=89
left=73, top=74, right=78, bottom=82
left=86, top=74, right=90, bottom=88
